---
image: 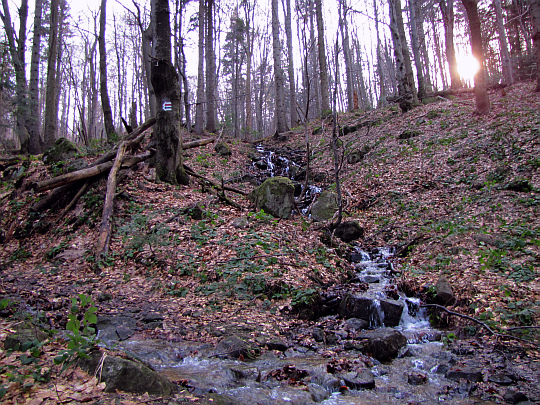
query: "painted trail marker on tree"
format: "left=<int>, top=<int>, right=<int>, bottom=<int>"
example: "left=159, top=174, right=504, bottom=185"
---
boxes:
left=162, top=101, right=172, bottom=111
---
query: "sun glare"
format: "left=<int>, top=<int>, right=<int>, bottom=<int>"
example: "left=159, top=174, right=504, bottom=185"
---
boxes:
left=456, top=54, right=480, bottom=83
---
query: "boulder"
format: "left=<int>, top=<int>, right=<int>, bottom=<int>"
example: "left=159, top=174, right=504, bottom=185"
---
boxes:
left=231, top=216, right=249, bottom=229
left=341, top=370, right=376, bottom=390
left=398, top=130, right=420, bottom=140
left=355, top=329, right=408, bottom=362
left=78, top=350, right=176, bottom=395
left=97, top=315, right=137, bottom=344
left=435, top=276, right=455, bottom=305
left=445, top=367, right=483, bottom=383
left=426, top=110, right=440, bottom=119
left=214, top=141, right=232, bottom=156
left=311, top=191, right=339, bottom=222
left=4, top=322, right=49, bottom=350
left=42, top=138, right=80, bottom=164
left=408, top=372, right=427, bottom=385
left=308, top=383, right=330, bottom=402
left=339, top=294, right=404, bottom=327
left=334, top=221, right=364, bottom=242
left=250, top=177, right=295, bottom=219
left=215, top=335, right=249, bottom=359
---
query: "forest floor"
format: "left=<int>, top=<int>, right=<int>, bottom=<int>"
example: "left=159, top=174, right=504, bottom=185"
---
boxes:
left=0, top=81, right=539, bottom=404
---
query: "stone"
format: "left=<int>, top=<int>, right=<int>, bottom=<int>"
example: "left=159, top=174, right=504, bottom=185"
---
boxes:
left=334, top=221, right=364, bottom=243
left=505, top=179, right=532, bottom=192
left=503, top=390, right=528, bottom=404
left=445, top=367, right=483, bottom=382
left=265, top=338, right=289, bottom=351
left=215, top=335, right=249, bottom=359
left=355, top=328, right=408, bottom=362
left=78, top=350, right=175, bottom=396
left=408, top=372, right=427, bottom=385
left=345, top=318, right=369, bottom=331
left=347, top=151, right=365, bottom=165
left=312, top=126, right=323, bottom=135
left=142, top=312, right=165, bottom=323
left=54, top=249, right=86, bottom=261
left=66, top=158, right=88, bottom=172
left=435, top=276, right=455, bottom=305
left=426, top=110, right=440, bottom=119
left=4, top=323, right=49, bottom=350
left=42, top=138, right=80, bottom=164
left=312, top=328, right=325, bottom=342
left=488, top=373, right=513, bottom=385
left=308, top=383, right=330, bottom=402
left=249, top=177, right=295, bottom=219
left=231, top=216, right=249, bottom=229
left=473, top=233, right=505, bottom=248
left=214, top=141, right=232, bottom=156
left=398, top=130, right=421, bottom=140
left=311, top=191, right=339, bottom=222
left=341, top=370, right=375, bottom=390
left=339, top=294, right=404, bottom=327
left=97, top=316, right=137, bottom=344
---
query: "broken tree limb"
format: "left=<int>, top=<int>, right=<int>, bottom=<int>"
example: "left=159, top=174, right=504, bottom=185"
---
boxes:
left=182, top=137, right=215, bottom=149
left=96, top=142, right=128, bottom=258
left=56, top=180, right=91, bottom=223
left=183, top=164, right=248, bottom=196
left=33, top=151, right=152, bottom=193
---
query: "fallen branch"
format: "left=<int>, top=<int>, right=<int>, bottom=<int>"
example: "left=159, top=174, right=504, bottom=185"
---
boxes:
left=183, top=137, right=215, bottom=149
left=96, top=142, right=128, bottom=258
left=421, top=304, right=538, bottom=346
left=55, top=180, right=90, bottom=223
left=183, top=164, right=248, bottom=196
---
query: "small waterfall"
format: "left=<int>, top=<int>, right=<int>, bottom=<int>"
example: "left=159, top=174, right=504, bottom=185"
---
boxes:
left=369, top=299, right=385, bottom=328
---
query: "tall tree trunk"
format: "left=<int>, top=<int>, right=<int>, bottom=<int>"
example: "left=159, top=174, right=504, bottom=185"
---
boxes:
left=43, top=0, right=60, bottom=150
left=99, top=0, right=116, bottom=141
left=28, top=0, right=43, bottom=154
left=205, top=0, right=217, bottom=133
left=244, top=10, right=254, bottom=133
left=194, top=0, right=205, bottom=134
left=143, top=28, right=156, bottom=118
left=374, top=0, right=387, bottom=106
left=339, top=0, right=355, bottom=111
left=389, top=0, right=413, bottom=111
left=462, top=0, right=490, bottom=114
left=315, top=0, right=330, bottom=114
left=283, top=0, right=298, bottom=124
left=272, top=0, right=288, bottom=133
left=439, top=0, right=461, bottom=89
left=1, top=0, right=29, bottom=152
left=494, top=0, right=513, bottom=84
left=416, top=0, right=433, bottom=92
left=532, top=0, right=540, bottom=92
left=394, top=0, right=417, bottom=102
left=151, top=0, right=188, bottom=185
left=408, top=0, right=426, bottom=98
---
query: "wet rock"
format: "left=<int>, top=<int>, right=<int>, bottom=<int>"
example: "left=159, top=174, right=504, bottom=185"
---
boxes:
left=250, top=177, right=295, bottom=219
left=435, top=276, right=455, bottom=305
left=355, top=328, right=408, bottom=362
left=398, top=130, right=421, bottom=140
left=341, top=369, right=376, bottom=389
left=215, top=335, right=249, bottom=359
left=232, top=216, right=249, bottom=229
left=142, top=312, right=164, bottom=323
left=445, top=367, right=483, bottom=382
left=229, top=364, right=260, bottom=380
left=334, top=221, right=364, bottom=243
left=339, top=294, right=404, bottom=327
left=265, top=338, right=289, bottom=351
left=312, top=328, right=325, bottom=342
left=214, top=141, right=232, bottom=156
left=488, top=373, right=514, bottom=385
left=311, top=191, right=339, bottom=222
left=308, top=383, right=330, bottom=402
left=42, top=138, right=80, bottom=164
left=78, top=350, right=176, bottom=396
left=434, top=364, right=449, bottom=374
left=4, top=322, right=49, bottom=350
left=408, top=372, right=427, bottom=385
left=345, top=318, right=369, bottom=331
left=97, top=315, right=137, bottom=343
left=503, top=390, right=528, bottom=404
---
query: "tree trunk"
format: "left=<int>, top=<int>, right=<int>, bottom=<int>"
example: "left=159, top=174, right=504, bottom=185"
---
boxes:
left=532, top=0, right=540, bottom=92
left=389, top=0, right=413, bottom=111
left=27, top=0, right=44, bottom=154
left=272, top=0, right=288, bottom=133
left=283, top=0, right=298, bottom=124
left=43, top=0, right=60, bottom=150
left=462, top=0, right=490, bottom=114
left=99, top=0, right=116, bottom=142
left=315, top=0, right=330, bottom=114
left=408, top=0, right=426, bottom=99
left=439, top=0, right=462, bottom=89
left=494, top=0, right=513, bottom=85
left=194, top=0, right=205, bottom=134
left=394, top=0, right=416, bottom=102
left=339, top=0, right=355, bottom=111
left=374, top=0, right=387, bottom=106
left=205, top=0, right=217, bottom=133
left=1, top=0, right=29, bottom=153
left=151, top=0, right=189, bottom=185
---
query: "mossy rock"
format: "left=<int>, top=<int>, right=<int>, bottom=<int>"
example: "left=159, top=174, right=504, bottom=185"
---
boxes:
left=505, top=179, right=532, bottom=192
left=311, top=191, right=339, bottom=222
left=249, top=177, right=295, bottom=219
left=398, top=130, right=421, bottom=140
left=3, top=322, right=49, bottom=351
left=42, top=138, right=80, bottom=164
left=214, top=141, right=232, bottom=156
left=426, top=110, right=440, bottom=119
left=312, top=126, right=323, bottom=135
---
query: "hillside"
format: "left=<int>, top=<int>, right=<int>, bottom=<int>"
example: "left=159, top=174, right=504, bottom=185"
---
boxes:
left=0, top=82, right=539, bottom=403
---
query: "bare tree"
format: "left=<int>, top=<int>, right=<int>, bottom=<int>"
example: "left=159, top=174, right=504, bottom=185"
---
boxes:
left=27, top=0, right=44, bottom=153
left=439, top=0, right=461, bottom=89
left=494, top=0, right=513, bottom=85
left=339, top=0, right=355, bottom=111
left=43, top=0, right=61, bottom=149
left=283, top=0, right=298, bottom=124
left=462, top=0, right=490, bottom=114
left=205, top=0, right=217, bottom=133
left=315, top=0, right=330, bottom=114
left=408, top=0, right=426, bottom=98
left=194, top=0, right=205, bottom=134
left=389, top=0, right=413, bottom=111
left=272, top=0, right=288, bottom=133
left=151, top=0, right=188, bottom=184
left=532, top=0, right=540, bottom=91
left=100, top=0, right=116, bottom=141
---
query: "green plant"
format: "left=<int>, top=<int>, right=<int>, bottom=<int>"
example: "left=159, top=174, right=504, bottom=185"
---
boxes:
left=441, top=332, right=456, bottom=345
left=54, top=294, right=98, bottom=371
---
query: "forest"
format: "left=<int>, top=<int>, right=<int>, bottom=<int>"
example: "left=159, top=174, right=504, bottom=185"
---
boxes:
left=0, top=0, right=540, bottom=404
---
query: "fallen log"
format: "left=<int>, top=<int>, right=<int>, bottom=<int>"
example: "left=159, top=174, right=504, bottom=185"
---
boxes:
left=183, top=164, right=248, bottom=196
left=33, top=151, right=152, bottom=193
left=96, top=142, right=128, bottom=258
left=182, top=137, right=215, bottom=149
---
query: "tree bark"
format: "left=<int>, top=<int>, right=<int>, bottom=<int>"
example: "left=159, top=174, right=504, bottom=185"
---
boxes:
left=462, top=0, right=491, bottom=114
left=205, top=0, right=217, bottom=133
left=408, top=0, right=426, bottom=99
left=529, top=0, right=540, bottom=91
left=439, top=0, right=462, bottom=89
left=494, top=0, right=513, bottom=85
left=96, top=142, right=127, bottom=258
left=151, top=0, right=189, bottom=185
left=339, top=0, right=355, bottom=111
left=394, top=0, right=416, bottom=102
left=389, top=0, right=413, bottom=111
left=27, top=0, right=44, bottom=154
left=43, top=0, right=60, bottom=150
left=194, top=0, right=205, bottom=134
left=283, top=0, right=298, bottom=124
left=99, top=0, right=116, bottom=142
left=272, top=0, right=288, bottom=133
left=315, top=0, right=331, bottom=114
left=373, top=0, right=387, bottom=106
